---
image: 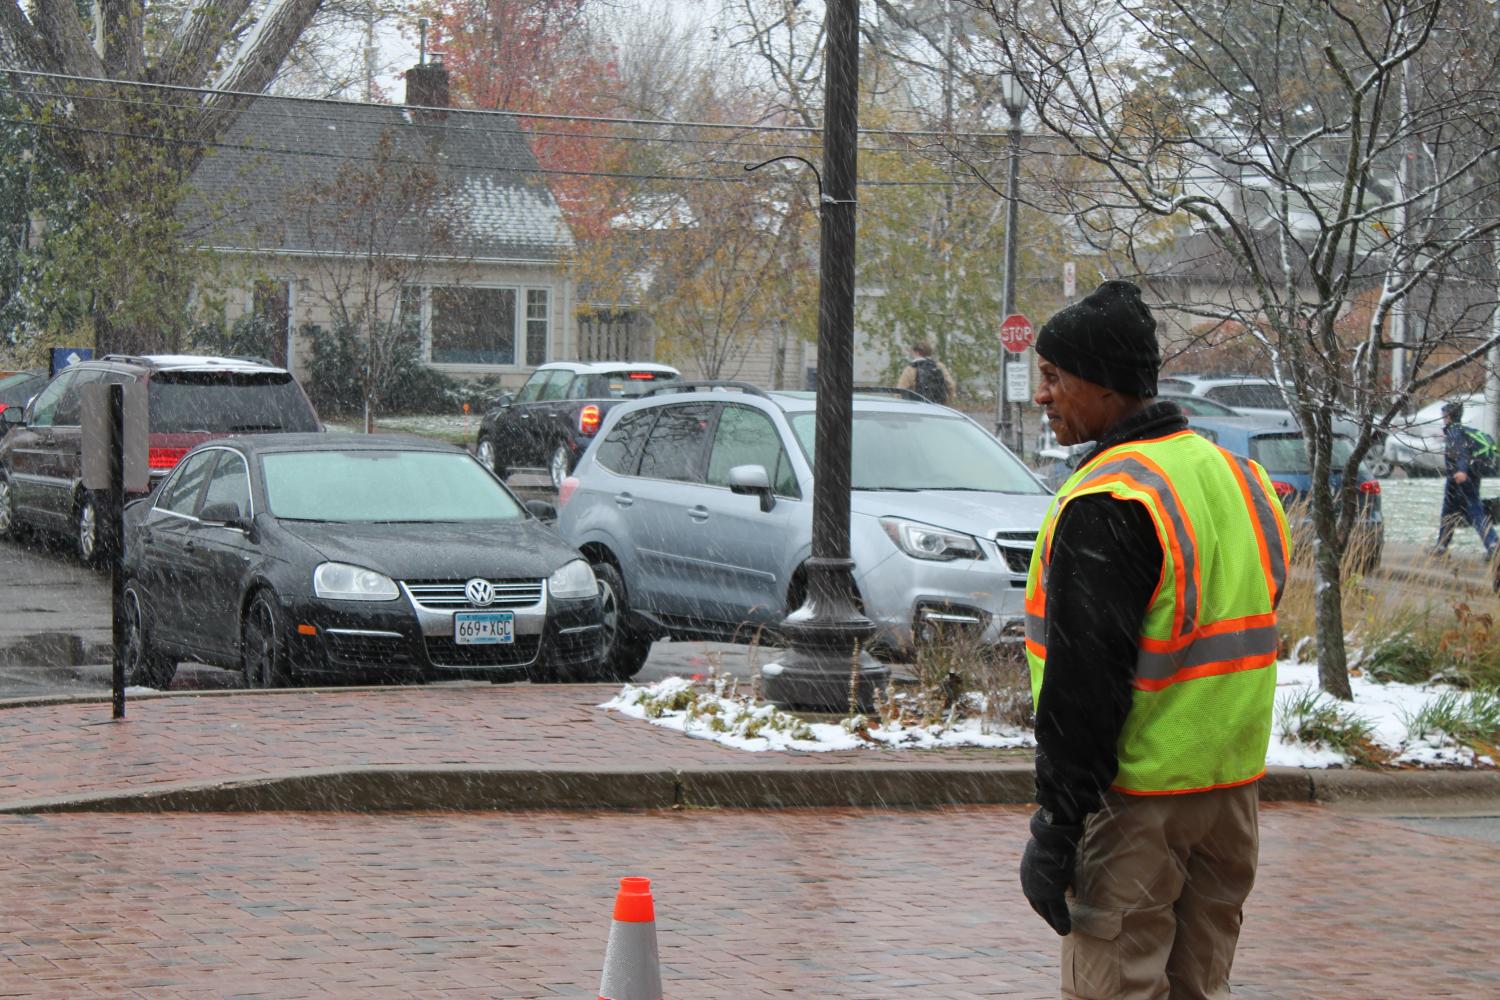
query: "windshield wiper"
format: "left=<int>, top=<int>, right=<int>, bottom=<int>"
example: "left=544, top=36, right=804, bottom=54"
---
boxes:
left=853, top=486, right=921, bottom=492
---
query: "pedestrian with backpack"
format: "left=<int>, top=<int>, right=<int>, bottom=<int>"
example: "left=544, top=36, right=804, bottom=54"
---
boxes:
left=1431, top=399, right=1498, bottom=559
left=896, top=341, right=956, bottom=406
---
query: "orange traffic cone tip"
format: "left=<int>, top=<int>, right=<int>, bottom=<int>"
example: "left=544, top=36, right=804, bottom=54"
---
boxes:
left=598, top=876, right=663, bottom=1000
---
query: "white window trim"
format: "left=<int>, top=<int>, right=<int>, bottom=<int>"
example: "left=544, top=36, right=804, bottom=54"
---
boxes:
left=410, top=284, right=554, bottom=371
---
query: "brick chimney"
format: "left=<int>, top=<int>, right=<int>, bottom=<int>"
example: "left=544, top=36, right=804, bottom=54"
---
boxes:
left=405, top=56, right=449, bottom=118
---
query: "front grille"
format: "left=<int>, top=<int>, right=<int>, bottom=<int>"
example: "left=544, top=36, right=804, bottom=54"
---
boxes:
left=424, top=635, right=541, bottom=668
left=324, top=631, right=412, bottom=666
left=404, top=579, right=544, bottom=611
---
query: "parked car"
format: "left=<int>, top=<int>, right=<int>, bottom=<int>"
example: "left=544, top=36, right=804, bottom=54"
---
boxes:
left=0, top=354, right=321, bottom=564
left=0, top=368, right=46, bottom=440
left=1158, top=373, right=1366, bottom=441
left=1380, top=393, right=1494, bottom=477
left=556, top=383, right=1053, bottom=675
left=119, top=433, right=603, bottom=690
left=474, top=361, right=681, bottom=490
left=1194, top=422, right=1383, bottom=573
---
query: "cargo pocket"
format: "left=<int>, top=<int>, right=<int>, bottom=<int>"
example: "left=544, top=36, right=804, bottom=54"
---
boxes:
left=1061, top=902, right=1123, bottom=1000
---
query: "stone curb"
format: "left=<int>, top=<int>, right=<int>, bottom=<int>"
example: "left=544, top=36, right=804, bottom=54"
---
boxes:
left=2, top=764, right=1496, bottom=815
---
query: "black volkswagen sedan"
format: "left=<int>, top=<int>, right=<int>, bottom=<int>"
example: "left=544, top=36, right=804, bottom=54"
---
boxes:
left=120, top=434, right=603, bottom=689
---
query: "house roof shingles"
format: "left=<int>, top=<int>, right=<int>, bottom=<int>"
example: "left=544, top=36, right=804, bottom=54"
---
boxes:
left=182, top=96, right=574, bottom=263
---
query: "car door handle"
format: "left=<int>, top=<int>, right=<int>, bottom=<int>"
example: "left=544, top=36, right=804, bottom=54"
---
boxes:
left=614, top=493, right=634, bottom=508
left=688, top=506, right=710, bottom=522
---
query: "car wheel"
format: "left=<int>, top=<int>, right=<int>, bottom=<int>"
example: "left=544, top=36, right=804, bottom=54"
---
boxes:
left=476, top=436, right=498, bottom=473
left=0, top=469, right=19, bottom=540
left=75, top=491, right=102, bottom=566
left=123, top=583, right=177, bottom=689
left=548, top=443, right=572, bottom=491
left=591, top=561, right=651, bottom=682
left=242, top=591, right=293, bottom=689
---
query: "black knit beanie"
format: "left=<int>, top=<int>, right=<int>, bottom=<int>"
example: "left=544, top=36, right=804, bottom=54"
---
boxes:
left=1035, top=279, right=1160, bottom=397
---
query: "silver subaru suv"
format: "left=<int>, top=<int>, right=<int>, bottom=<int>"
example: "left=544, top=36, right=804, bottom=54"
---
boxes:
left=555, top=383, right=1053, bottom=676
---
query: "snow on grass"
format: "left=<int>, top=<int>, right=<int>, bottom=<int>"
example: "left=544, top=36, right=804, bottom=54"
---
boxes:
left=603, top=663, right=1496, bottom=769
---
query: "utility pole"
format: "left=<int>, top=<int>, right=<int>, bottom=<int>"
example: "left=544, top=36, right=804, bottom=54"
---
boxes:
left=764, top=0, right=886, bottom=712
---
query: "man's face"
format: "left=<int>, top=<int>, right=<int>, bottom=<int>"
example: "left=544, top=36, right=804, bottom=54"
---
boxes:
left=1035, top=359, right=1114, bottom=446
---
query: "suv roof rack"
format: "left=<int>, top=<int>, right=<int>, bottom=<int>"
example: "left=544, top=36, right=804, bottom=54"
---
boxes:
left=643, top=380, right=770, bottom=398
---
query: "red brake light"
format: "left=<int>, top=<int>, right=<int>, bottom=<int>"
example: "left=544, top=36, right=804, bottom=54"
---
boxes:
left=558, top=476, right=579, bottom=507
left=1271, top=481, right=1295, bottom=499
left=579, top=404, right=601, bottom=435
left=627, top=372, right=656, bottom=380
left=148, top=446, right=189, bottom=470
left=1359, top=480, right=1381, bottom=495
left=0, top=402, right=8, bottom=414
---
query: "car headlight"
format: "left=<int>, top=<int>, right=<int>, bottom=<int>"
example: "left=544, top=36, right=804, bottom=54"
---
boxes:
left=313, top=562, right=399, bottom=601
left=880, top=517, right=985, bottom=561
left=548, top=558, right=598, bottom=599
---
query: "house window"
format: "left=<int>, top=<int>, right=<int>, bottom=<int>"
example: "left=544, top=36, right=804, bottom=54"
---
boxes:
left=526, top=289, right=549, bottom=366
left=430, top=287, right=516, bottom=365
left=415, top=285, right=553, bottom=366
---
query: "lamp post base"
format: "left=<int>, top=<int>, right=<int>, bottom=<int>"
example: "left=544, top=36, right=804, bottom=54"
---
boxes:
left=763, top=557, right=889, bottom=713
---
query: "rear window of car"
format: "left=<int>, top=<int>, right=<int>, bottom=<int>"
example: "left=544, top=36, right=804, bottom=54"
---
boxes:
left=1207, top=384, right=1286, bottom=409
left=1249, top=434, right=1356, bottom=475
left=148, top=371, right=319, bottom=434
left=588, top=371, right=679, bottom=399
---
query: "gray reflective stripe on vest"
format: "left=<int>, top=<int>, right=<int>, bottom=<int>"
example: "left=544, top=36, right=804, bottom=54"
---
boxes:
left=1135, top=623, right=1280, bottom=682
left=1076, top=457, right=1199, bottom=637
left=1222, top=451, right=1289, bottom=602
left=1025, top=611, right=1046, bottom=645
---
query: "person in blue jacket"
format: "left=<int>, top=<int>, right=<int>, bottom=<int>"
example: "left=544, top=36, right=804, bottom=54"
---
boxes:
left=1432, top=400, right=1498, bottom=558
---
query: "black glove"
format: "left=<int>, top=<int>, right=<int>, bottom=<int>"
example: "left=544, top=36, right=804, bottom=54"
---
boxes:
left=1019, top=807, right=1083, bottom=936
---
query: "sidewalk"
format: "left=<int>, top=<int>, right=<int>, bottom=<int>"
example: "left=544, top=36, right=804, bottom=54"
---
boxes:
left=4, top=684, right=1498, bottom=814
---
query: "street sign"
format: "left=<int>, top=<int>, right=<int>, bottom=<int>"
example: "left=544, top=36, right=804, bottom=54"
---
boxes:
left=1006, top=360, right=1031, bottom=401
left=1000, top=313, right=1033, bottom=353
left=1063, top=262, right=1076, bottom=298
left=50, top=347, right=93, bottom=377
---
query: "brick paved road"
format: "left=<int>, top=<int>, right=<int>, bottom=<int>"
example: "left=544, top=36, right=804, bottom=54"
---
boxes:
left=1, top=805, right=1496, bottom=998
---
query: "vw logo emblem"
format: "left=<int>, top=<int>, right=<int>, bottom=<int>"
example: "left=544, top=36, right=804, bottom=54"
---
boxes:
left=465, top=578, right=495, bottom=607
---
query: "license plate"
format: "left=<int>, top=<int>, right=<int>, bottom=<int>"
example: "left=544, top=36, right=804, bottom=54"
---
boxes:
left=454, top=611, right=514, bottom=645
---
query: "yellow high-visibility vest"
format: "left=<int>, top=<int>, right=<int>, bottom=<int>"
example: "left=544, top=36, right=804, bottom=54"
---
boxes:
left=1024, top=430, right=1292, bottom=795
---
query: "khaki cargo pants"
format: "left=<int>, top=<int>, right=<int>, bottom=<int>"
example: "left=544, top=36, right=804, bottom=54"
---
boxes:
left=1061, top=782, right=1259, bottom=1000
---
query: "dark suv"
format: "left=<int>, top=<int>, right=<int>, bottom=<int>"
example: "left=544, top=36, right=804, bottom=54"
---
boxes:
left=474, top=361, right=680, bottom=489
left=0, top=354, right=321, bottom=563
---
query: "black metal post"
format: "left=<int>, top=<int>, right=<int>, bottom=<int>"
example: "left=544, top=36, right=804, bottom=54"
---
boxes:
left=109, top=382, right=126, bottom=719
left=764, top=0, right=888, bottom=712
left=1002, top=102, right=1023, bottom=453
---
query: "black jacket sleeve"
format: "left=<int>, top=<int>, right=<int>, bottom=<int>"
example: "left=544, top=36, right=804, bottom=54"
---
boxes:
left=1033, top=493, right=1163, bottom=825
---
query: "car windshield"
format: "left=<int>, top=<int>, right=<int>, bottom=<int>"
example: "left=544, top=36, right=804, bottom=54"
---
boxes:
left=591, top=370, right=679, bottom=398
left=149, top=371, right=320, bottom=433
left=1250, top=434, right=1358, bottom=476
left=790, top=409, right=1046, bottom=493
left=261, top=450, right=525, bottom=522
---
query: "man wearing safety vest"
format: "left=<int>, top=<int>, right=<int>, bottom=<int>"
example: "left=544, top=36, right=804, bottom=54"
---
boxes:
left=1018, top=280, right=1291, bottom=999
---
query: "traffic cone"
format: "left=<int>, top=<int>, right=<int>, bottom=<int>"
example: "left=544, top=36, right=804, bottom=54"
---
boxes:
left=597, top=876, right=662, bottom=1000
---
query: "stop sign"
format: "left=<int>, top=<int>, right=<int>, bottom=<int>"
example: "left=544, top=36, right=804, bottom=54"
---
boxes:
left=1000, top=313, right=1034, bottom=353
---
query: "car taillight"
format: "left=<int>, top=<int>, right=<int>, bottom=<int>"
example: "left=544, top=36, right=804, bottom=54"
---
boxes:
left=1271, top=481, right=1295, bottom=499
left=558, top=476, right=579, bottom=507
left=579, top=405, right=601, bottom=435
left=148, top=446, right=189, bottom=470
left=0, top=402, right=8, bottom=414
left=1358, top=480, right=1381, bottom=495
left=627, top=372, right=657, bottom=380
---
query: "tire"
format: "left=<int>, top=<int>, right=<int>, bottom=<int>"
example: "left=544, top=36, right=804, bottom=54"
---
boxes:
left=476, top=436, right=498, bottom=474
left=75, top=491, right=103, bottom=566
left=122, top=583, right=177, bottom=689
left=242, top=591, right=293, bottom=689
left=548, top=443, right=572, bottom=491
left=0, top=469, right=19, bottom=540
left=591, top=561, right=652, bottom=682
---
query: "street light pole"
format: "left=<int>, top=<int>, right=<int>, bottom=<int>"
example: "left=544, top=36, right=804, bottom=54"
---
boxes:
left=764, top=0, right=887, bottom=713
left=997, top=72, right=1026, bottom=452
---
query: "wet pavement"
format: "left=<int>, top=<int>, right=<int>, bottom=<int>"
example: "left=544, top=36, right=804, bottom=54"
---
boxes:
left=2, top=804, right=1498, bottom=997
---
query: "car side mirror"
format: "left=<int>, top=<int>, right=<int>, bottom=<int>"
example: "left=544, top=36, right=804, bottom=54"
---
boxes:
left=524, top=498, right=557, bottom=521
left=495, top=392, right=514, bottom=408
left=200, top=501, right=250, bottom=531
left=1, top=406, right=21, bottom=426
left=728, top=464, right=775, bottom=512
